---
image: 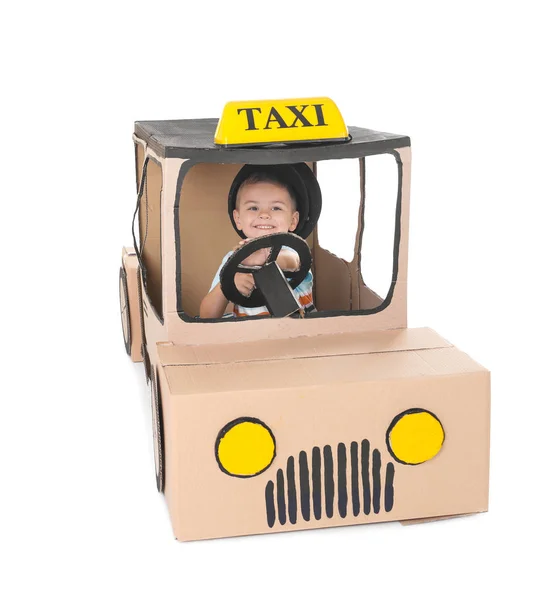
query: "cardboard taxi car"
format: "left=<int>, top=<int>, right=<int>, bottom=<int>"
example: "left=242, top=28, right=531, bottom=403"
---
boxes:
left=119, top=97, right=490, bottom=541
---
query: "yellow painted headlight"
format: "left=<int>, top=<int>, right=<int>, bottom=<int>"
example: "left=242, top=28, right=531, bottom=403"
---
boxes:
left=386, top=409, right=445, bottom=465
left=215, top=417, right=276, bottom=478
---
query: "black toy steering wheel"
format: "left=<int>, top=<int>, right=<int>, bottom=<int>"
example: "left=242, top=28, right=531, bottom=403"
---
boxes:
left=220, top=232, right=312, bottom=308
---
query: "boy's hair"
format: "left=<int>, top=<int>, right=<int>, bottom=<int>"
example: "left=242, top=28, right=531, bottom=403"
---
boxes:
left=236, top=172, right=298, bottom=211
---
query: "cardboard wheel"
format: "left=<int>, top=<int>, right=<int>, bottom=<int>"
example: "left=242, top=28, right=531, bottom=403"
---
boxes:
left=119, top=267, right=131, bottom=355
left=151, top=370, right=165, bottom=492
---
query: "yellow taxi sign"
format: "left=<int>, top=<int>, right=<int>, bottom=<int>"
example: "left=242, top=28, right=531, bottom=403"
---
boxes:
left=214, top=97, right=349, bottom=147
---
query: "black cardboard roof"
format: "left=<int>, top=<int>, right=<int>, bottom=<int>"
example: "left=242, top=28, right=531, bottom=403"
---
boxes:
left=134, top=118, right=410, bottom=163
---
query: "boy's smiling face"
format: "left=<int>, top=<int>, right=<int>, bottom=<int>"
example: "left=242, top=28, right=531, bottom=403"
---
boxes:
left=233, top=181, right=299, bottom=239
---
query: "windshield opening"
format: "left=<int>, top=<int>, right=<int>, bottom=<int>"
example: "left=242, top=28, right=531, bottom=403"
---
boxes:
left=175, top=154, right=401, bottom=322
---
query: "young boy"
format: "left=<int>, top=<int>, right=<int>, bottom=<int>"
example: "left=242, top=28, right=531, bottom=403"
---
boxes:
left=199, top=169, right=314, bottom=319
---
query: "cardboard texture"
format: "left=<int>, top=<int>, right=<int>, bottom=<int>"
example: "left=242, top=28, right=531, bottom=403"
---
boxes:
left=400, top=513, right=472, bottom=526
left=120, top=107, right=490, bottom=541
left=121, top=247, right=142, bottom=362
left=156, top=328, right=489, bottom=541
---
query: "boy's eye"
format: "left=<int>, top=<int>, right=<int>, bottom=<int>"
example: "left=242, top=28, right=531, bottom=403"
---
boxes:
left=247, top=206, right=258, bottom=211
left=272, top=206, right=283, bottom=211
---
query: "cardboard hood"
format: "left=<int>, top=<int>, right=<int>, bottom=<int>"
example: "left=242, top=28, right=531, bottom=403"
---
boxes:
left=157, top=328, right=486, bottom=395
left=157, top=327, right=451, bottom=367
left=154, top=327, right=490, bottom=541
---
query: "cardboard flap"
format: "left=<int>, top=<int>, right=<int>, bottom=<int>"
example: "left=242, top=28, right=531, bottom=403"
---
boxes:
left=157, top=327, right=451, bottom=367
left=162, top=345, right=488, bottom=396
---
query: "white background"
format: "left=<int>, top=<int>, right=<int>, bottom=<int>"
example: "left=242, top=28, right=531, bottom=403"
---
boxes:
left=2, top=1, right=545, bottom=598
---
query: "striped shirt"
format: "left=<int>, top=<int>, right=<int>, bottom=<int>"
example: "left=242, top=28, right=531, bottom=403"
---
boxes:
left=210, top=248, right=314, bottom=318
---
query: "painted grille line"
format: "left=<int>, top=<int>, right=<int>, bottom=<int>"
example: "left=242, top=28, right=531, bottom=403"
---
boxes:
left=265, top=439, right=395, bottom=527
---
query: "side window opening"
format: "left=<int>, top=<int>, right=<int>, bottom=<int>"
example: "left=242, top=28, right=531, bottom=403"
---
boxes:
left=315, top=159, right=361, bottom=262
left=139, top=157, right=163, bottom=321
left=135, top=141, right=145, bottom=192
left=313, top=159, right=361, bottom=312
left=359, top=154, right=398, bottom=303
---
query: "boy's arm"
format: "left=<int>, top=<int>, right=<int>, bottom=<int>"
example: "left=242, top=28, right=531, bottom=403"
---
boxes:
left=199, top=283, right=229, bottom=319
left=200, top=275, right=256, bottom=318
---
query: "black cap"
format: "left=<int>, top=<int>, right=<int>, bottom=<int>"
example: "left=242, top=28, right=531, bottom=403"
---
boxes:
left=227, top=163, right=322, bottom=240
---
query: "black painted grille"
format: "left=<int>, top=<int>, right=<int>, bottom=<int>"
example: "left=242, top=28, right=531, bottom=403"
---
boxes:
left=265, top=440, right=395, bottom=527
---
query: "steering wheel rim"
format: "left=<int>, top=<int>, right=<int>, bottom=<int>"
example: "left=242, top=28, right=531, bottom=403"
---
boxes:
left=219, top=232, right=312, bottom=308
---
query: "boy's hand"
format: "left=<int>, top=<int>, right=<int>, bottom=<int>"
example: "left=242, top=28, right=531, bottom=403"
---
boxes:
left=234, top=272, right=255, bottom=297
left=276, top=249, right=300, bottom=272
left=235, top=238, right=271, bottom=266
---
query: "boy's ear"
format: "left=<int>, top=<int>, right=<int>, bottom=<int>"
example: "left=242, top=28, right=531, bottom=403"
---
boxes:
left=289, top=210, right=300, bottom=232
left=233, top=209, right=242, bottom=230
